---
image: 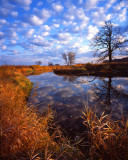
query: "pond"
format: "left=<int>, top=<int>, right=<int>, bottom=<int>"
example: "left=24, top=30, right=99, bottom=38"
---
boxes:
left=28, top=72, right=128, bottom=138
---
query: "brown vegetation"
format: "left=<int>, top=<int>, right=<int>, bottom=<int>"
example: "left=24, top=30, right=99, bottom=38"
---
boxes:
left=54, top=62, right=128, bottom=77
left=1, top=65, right=128, bottom=159
left=82, top=107, right=128, bottom=160
left=0, top=65, right=83, bottom=160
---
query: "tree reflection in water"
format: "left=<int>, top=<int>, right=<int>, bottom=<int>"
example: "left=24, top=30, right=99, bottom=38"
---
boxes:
left=63, top=75, right=77, bottom=82
left=28, top=73, right=128, bottom=140
left=91, top=77, right=128, bottom=119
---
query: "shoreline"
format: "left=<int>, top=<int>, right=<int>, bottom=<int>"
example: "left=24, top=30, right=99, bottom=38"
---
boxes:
left=53, top=62, right=128, bottom=77
left=1, top=65, right=128, bottom=160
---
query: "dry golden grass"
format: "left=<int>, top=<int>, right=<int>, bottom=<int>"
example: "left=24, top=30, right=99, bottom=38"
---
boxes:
left=82, top=107, right=128, bottom=160
left=0, top=66, right=83, bottom=160
left=2, top=64, right=128, bottom=159
left=0, top=72, right=52, bottom=158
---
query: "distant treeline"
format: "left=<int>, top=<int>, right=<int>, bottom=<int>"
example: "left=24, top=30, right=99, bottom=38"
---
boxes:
left=104, top=57, right=128, bottom=63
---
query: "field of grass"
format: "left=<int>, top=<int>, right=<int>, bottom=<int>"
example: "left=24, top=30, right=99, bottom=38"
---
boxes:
left=0, top=65, right=128, bottom=160
left=0, top=65, right=62, bottom=76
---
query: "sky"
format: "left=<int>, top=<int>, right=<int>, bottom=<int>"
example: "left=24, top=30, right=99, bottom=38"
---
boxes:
left=0, top=0, right=127, bottom=65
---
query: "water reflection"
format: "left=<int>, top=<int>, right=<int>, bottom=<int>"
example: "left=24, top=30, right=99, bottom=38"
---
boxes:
left=91, top=77, right=128, bottom=119
left=63, top=75, right=77, bottom=82
left=28, top=73, right=128, bottom=137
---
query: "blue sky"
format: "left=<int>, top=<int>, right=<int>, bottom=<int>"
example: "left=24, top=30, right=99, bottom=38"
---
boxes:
left=0, top=0, right=127, bottom=65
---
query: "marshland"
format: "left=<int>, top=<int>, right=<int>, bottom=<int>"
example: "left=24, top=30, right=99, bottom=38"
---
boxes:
left=0, top=63, right=128, bottom=160
left=1, top=0, right=128, bottom=159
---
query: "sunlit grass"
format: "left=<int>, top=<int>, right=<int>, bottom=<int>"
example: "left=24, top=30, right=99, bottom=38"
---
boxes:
left=82, top=107, right=128, bottom=160
left=0, top=65, right=83, bottom=159
left=1, top=64, right=128, bottom=159
left=54, top=62, right=128, bottom=76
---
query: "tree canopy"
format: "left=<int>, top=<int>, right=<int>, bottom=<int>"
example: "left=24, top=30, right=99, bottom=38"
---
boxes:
left=91, top=21, right=128, bottom=63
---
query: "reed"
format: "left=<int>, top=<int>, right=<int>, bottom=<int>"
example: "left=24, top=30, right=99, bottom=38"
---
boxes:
left=0, top=66, right=83, bottom=159
left=82, top=107, right=128, bottom=160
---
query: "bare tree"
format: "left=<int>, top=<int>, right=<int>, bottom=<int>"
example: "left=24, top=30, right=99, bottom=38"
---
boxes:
left=62, top=52, right=76, bottom=65
left=48, top=62, right=54, bottom=66
left=35, top=61, right=42, bottom=65
left=62, top=53, right=68, bottom=65
left=68, top=52, right=76, bottom=65
left=91, top=21, right=127, bottom=63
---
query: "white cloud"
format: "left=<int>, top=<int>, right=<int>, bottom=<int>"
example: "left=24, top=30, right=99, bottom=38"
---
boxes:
left=55, top=32, right=73, bottom=45
left=63, top=7, right=89, bottom=29
left=80, top=17, right=89, bottom=29
left=0, top=39, right=5, bottom=46
left=13, top=0, right=32, bottom=6
left=77, top=45, right=90, bottom=54
left=42, top=32, right=49, bottom=36
left=98, top=21, right=105, bottom=26
left=86, top=0, right=99, bottom=9
left=0, top=19, right=8, bottom=25
left=114, top=2, right=125, bottom=10
left=20, top=22, right=29, bottom=28
left=31, top=36, right=52, bottom=47
left=53, top=23, right=60, bottom=28
left=2, top=45, right=6, bottom=50
left=62, top=20, right=73, bottom=26
left=39, top=9, right=51, bottom=19
left=11, top=11, right=18, bottom=17
left=57, top=32, right=72, bottom=41
left=26, top=29, right=35, bottom=37
left=0, top=31, right=4, bottom=39
left=64, top=14, right=75, bottom=21
left=37, top=1, right=43, bottom=7
left=106, top=0, right=116, bottom=10
left=79, top=0, right=83, bottom=4
left=0, top=8, right=9, bottom=16
left=72, top=40, right=83, bottom=48
left=11, top=32, right=18, bottom=39
left=1, top=28, right=18, bottom=39
left=52, top=3, right=63, bottom=12
left=87, top=25, right=99, bottom=40
left=71, top=23, right=80, bottom=32
left=67, top=5, right=77, bottom=14
left=105, top=14, right=112, bottom=21
left=76, top=57, right=96, bottom=63
left=119, top=8, right=127, bottom=22
left=29, top=15, right=43, bottom=26
left=41, top=25, right=51, bottom=31
left=12, top=0, right=32, bottom=10
left=76, top=8, right=86, bottom=20
left=11, top=40, right=17, bottom=44
left=92, top=7, right=106, bottom=25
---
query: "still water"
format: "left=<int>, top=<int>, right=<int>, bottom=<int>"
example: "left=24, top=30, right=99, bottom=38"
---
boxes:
left=28, top=72, right=128, bottom=136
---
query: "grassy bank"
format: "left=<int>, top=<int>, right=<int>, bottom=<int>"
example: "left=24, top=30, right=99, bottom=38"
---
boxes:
left=0, top=65, right=61, bottom=76
left=0, top=66, right=82, bottom=160
left=54, top=62, right=128, bottom=77
left=1, top=65, right=128, bottom=159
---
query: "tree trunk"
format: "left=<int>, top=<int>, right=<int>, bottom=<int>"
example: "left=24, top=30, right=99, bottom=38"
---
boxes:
left=109, top=51, right=112, bottom=62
